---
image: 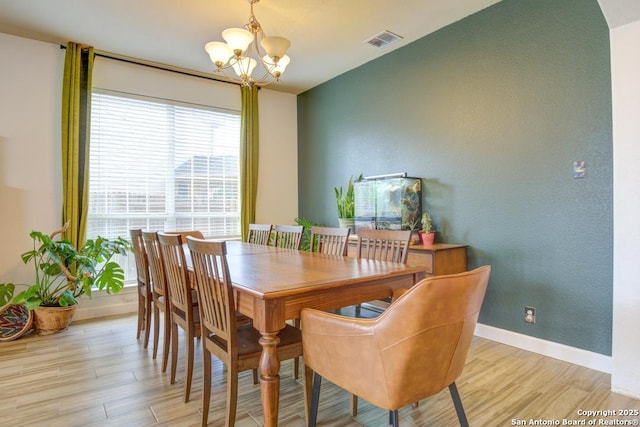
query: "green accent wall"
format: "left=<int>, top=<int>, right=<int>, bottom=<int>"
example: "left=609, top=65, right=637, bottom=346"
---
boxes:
left=297, top=0, right=612, bottom=355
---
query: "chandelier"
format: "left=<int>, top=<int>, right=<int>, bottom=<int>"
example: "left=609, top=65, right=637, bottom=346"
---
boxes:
left=205, top=0, right=291, bottom=88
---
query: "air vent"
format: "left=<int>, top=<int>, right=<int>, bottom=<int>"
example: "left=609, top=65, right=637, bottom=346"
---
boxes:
left=365, top=30, right=403, bottom=48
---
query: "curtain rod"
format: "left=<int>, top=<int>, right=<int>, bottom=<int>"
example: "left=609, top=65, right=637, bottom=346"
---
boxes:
left=59, top=44, right=240, bottom=87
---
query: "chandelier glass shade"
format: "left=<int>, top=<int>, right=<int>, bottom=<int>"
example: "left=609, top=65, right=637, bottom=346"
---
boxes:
left=205, top=0, right=291, bottom=87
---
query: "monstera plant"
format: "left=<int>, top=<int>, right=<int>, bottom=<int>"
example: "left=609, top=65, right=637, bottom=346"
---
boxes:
left=0, top=222, right=131, bottom=334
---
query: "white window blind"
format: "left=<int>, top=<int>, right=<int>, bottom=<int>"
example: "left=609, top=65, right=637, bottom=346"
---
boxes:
left=88, top=90, right=241, bottom=279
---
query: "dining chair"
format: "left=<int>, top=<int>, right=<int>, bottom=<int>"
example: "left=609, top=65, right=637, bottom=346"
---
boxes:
left=308, top=226, right=351, bottom=256
left=186, top=236, right=311, bottom=427
left=356, top=228, right=412, bottom=263
left=247, top=223, right=273, bottom=245
left=130, top=229, right=152, bottom=349
left=142, top=230, right=203, bottom=373
left=306, top=225, right=351, bottom=378
left=302, top=265, right=491, bottom=427
left=273, top=224, right=304, bottom=250
left=347, top=228, right=413, bottom=414
left=157, top=232, right=201, bottom=403
left=352, top=229, right=412, bottom=314
left=142, top=231, right=170, bottom=372
left=272, top=223, right=305, bottom=378
left=306, top=226, right=351, bottom=380
left=163, top=230, right=206, bottom=291
left=166, top=231, right=258, bottom=382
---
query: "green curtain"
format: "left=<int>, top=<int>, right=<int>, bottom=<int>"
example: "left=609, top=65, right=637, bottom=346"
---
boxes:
left=239, top=85, right=259, bottom=241
left=61, top=42, right=94, bottom=248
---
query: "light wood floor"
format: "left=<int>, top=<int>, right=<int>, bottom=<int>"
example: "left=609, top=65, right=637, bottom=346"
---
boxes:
left=1, top=314, right=639, bottom=427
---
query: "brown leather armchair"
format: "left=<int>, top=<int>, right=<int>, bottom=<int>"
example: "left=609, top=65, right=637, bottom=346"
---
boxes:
left=301, top=265, right=491, bottom=427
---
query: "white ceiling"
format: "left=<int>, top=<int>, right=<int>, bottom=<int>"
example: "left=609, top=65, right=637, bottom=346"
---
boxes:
left=597, top=0, right=640, bottom=28
left=0, top=1, right=638, bottom=95
left=0, top=0, right=504, bottom=94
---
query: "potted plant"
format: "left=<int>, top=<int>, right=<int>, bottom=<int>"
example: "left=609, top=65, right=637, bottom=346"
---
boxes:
left=334, top=174, right=361, bottom=233
left=0, top=222, right=132, bottom=335
left=419, top=212, right=436, bottom=245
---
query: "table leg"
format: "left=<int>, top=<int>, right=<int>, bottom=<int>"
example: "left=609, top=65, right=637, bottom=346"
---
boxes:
left=259, top=331, right=281, bottom=427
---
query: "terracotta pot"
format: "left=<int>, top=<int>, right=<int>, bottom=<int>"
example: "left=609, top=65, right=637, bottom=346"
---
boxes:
left=420, top=231, right=436, bottom=246
left=33, top=305, right=77, bottom=335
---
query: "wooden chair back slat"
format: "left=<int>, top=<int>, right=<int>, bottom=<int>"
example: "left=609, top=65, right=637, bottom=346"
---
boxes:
left=142, top=231, right=167, bottom=297
left=130, top=229, right=150, bottom=286
left=309, top=226, right=351, bottom=256
left=247, top=224, right=272, bottom=245
left=274, top=225, right=304, bottom=250
left=356, top=229, right=412, bottom=264
left=158, top=232, right=193, bottom=314
left=187, top=238, right=236, bottom=350
left=130, top=228, right=152, bottom=345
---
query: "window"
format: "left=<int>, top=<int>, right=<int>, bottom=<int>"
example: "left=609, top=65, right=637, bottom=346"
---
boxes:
left=88, top=89, right=241, bottom=280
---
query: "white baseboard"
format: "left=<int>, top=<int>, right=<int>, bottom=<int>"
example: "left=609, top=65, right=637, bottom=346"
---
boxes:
left=73, top=286, right=138, bottom=321
left=474, top=323, right=612, bottom=374
left=611, top=383, right=640, bottom=400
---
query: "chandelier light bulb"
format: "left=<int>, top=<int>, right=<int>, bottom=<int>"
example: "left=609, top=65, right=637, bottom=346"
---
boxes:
left=264, top=54, right=290, bottom=77
left=222, top=28, right=254, bottom=54
left=230, top=57, right=257, bottom=77
left=261, top=36, right=291, bottom=59
left=205, top=41, right=233, bottom=67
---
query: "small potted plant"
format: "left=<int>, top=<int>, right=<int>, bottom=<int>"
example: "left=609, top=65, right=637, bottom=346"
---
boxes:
left=0, top=222, right=132, bottom=335
left=334, top=174, right=361, bottom=233
left=420, top=212, right=436, bottom=245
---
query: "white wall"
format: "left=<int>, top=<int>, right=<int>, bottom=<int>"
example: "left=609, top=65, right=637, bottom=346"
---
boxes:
left=0, top=34, right=63, bottom=285
left=611, top=18, right=640, bottom=399
left=0, top=33, right=298, bottom=319
left=256, top=89, right=299, bottom=225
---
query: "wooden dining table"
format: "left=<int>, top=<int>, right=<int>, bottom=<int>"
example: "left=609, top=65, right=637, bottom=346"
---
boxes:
left=187, top=240, right=427, bottom=426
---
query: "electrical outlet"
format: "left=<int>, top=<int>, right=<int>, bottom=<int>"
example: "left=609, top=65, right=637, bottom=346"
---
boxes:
left=524, top=306, right=536, bottom=323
